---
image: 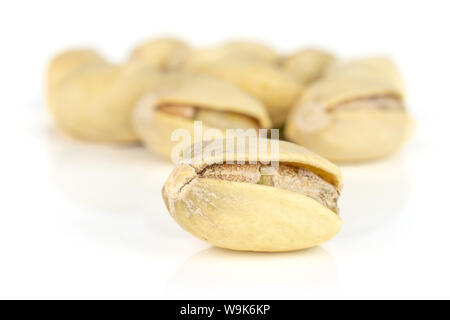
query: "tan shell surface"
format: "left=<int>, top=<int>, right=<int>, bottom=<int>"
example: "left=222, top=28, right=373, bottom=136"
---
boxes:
left=164, top=177, right=342, bottom=252
left=47, top=49, right=106, bottom=88
left=51, top=60, right=161, bottom=143
left=132, top=73, right=271, bottom=160
left=221, top=40, right=279, bottom=62
left=47, top=49, right=107, bottom=112
left=285, top=57, right=411, bottom=162
left=286, top=108, right=413, bottom=162
left=162, top=138, right=342, bottom=252
left=183, top=56, right=302, bottom=127
left=130, top=37, right=189, bottom=70
left=301, top=77, right=403, bottom=110
left=325, top=57, right=405, bottom=94
left=180, top=40, right=278, bottom=69
left=282, top=48, right=335, bottom=84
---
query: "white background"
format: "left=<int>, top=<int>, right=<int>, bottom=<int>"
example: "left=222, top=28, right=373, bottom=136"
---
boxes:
left=0, top=0, right=449, bottom=299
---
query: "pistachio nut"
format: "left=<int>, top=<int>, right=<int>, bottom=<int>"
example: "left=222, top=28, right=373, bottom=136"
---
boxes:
left=130, top=37, right=190, bottom=70
left=180, top=40, right=278, bottom=70
left=285, top=57, right=412, bottom=162
left=47, top=49, right=107, bottom=113
left=281, top=48, right=335, bottom=85
left=182, top=54, right=302, bottom=127
left=49, top=51, right=161, bottom=143
left=325, top=57, right=405, bottom=93
left=220, top=40, right=279, bottom=63
left=162, top=137, right=342, bottom=252
left=132, top=73, right=271, bottom=160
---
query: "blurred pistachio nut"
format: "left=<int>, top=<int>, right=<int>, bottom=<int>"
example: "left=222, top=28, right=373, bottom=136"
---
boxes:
left=325, top=57, right=405, bottom=93
left=183, top=55, right=302, bottom=127
left=180, top=40, right=278, bottom=70
left=132, top=73, right=272, bottom=161
left=220, top=40, right=279, bottom=63
left=285, top=58, right=412, bottom=162
left=281, top=48, right=335, bottom=85
left=130, top=37, right=190, bottom=70
left=47, top=49, right=107, bottom=113
left=49, top=57, right=161, bottom=143
left=162, top=138, right=342, bottom=252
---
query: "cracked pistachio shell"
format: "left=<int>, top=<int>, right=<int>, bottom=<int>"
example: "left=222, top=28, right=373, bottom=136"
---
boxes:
left=285, top=75, right=412, bottom=162
left=50, top=59, right=161, bottom=143
left=162, top=138, right=342, bottom=252
left=132, top=73, right=271, bottom=160
left=183, top=55, right=302, bottom=127
left=281, top=48, right=336, bottom=85
left=47, top=49, right=107, bottom=113
left=130, top=38, right=189, bottom=70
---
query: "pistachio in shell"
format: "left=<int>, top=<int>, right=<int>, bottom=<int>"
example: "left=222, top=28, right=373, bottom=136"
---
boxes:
left=162, top=137, right=342, bottom=252
left=49, top=52, right=161, bottom=143
left=130, top=37, right=190, bottom=70
left=281, top=48, right=336, bottom=85
left=132, top=73, right=272, bottom=161
left=285, top=57, right=412, bottom=162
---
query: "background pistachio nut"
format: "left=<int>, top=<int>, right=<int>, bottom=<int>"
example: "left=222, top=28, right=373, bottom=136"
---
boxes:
left=220, top=40, right=279, bottom=63
left=130, top=37, right=190, bottom=70
left=49, top=53, right=161, bottom=143
left=180, top=40, right=278, bottom=69
left=182, top=55, right=302, bottom=127
left=47, top=49, right=107, bottom=113
left=285, top=57, right=412, bottom=162
left=281, top=48, right=336, bottom=85
left=325, top=56, right=405, bottom=93
left=162, top=138, right=343, bottom=252
left=132, top=73, right=271, bottom=161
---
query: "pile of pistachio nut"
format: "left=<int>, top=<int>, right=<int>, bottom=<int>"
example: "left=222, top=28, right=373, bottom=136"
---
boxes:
left=47, top=37, right=412, bottom=252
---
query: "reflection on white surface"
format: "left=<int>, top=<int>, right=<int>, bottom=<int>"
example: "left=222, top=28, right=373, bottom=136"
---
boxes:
left=43, top=126, right=197, bottom=254
left=167, top=246, right=338, bottom=295
left=46, top=127, right=173, bottom=215
left=339, top=153, right=412, bottom=238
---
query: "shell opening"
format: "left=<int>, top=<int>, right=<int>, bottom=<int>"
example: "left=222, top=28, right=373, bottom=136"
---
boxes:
left=199, top=162, right=339, bottom=213
left=294, top=95, right=405, bottom=133
left=157, top=104, right=261, bottom=129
